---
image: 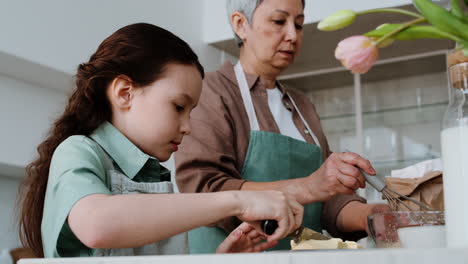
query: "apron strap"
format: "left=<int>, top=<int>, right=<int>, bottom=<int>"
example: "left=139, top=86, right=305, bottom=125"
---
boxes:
left=234, top=61, right=321, bottom=149
left=234, top=62, right=260, bottom=131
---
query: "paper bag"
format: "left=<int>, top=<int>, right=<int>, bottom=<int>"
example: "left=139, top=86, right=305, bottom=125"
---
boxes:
left=385, top=171, right=444, bottom=211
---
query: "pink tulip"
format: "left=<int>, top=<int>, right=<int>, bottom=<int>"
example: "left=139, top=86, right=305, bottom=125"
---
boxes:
left=335, top=36, right=379, bottom=74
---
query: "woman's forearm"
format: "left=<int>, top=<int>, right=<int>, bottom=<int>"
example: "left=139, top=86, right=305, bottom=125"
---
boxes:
left=335, top=201, right=368, bottom=232
left=68, top=192, right=241, bottom=248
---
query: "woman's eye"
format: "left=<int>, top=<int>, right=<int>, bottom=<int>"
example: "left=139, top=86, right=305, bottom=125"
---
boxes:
left=175, top=105, right=185, bottom=112
left=295, top=24, right=303, bottom=30
left=273, top=20, right=285, bottom=25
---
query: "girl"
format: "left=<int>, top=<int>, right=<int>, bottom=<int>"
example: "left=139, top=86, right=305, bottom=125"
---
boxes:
left=18, top=23, right=303, bottom=258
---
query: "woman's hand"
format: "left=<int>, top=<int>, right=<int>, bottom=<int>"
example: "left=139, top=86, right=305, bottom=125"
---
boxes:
left=336, top=201, right=392, bottom=233
left=216, top=222, right=278, bottom=253
left=232, top=190, right=303, bottom=242
left=305, top=152, right=375, bottom=202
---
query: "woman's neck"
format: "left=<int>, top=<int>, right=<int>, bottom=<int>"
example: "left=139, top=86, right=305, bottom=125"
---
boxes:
left=239, top=49, right=279, bottom=89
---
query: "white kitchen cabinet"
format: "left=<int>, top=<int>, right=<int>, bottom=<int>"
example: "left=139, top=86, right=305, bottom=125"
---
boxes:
left=202, top=0, right=413, bottom=44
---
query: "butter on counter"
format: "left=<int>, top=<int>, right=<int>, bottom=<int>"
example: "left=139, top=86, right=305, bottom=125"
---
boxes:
left=291, top=238, right=364, bottom=250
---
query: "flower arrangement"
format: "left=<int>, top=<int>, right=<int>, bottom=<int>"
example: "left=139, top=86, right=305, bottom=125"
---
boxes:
left=318, top=0, right=468, bottom=74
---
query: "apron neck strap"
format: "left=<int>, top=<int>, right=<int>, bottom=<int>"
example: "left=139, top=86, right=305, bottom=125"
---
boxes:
left=234, top=61, right=260, bottom=131
left=234, top=61, right=321, bottom=149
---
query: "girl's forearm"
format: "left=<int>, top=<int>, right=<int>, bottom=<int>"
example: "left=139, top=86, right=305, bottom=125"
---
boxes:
left=68, top=192, right=241, bottom=248
left=241, top=178, right=321, bottom=205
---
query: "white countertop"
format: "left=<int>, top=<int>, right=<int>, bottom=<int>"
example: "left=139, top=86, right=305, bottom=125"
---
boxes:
left=18, top=248, right=468, bottom=264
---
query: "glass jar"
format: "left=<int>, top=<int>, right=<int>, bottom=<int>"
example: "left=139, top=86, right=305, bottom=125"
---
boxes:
left=441, top=50, right=468, bottom=248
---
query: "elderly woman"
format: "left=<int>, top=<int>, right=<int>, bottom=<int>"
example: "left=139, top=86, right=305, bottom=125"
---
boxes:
left=175, top=0, right=390, bottom=253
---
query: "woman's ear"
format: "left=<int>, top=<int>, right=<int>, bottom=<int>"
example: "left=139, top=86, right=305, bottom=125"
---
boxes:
left=230, top=11, right=249, bottom=42
left=108, top=75, right=134, bottom=111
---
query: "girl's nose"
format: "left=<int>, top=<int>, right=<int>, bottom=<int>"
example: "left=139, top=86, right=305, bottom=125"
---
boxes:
left=180, top=118, right=192, bottom=135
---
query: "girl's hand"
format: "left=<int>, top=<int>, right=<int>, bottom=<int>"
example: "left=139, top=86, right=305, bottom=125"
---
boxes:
left=233, top=190, right=303, bottom=242
left=306, top=152, right=374, bottom=201
left=216, top=222, right=278, bottom=253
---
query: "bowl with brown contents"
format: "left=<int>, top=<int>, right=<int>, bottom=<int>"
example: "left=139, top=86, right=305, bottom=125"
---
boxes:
left=367, top=211, right=445, bottom=248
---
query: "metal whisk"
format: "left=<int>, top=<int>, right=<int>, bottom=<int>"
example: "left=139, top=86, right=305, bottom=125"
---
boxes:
left=359, top=168, right=435, bottom=211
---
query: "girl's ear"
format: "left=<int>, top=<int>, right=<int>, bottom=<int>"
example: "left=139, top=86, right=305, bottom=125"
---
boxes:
left=230, top=11, right=249, bottom=42
left=108, top=75, right=135, bottom=111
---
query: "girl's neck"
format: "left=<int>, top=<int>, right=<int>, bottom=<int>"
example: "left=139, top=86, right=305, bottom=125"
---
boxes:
left=239, top=49, right=280, bottom=90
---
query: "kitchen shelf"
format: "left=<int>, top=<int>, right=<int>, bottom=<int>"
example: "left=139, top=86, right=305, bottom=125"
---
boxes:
left=372, top=156, right=439, bottom=174
left=321, top=101, right=447, bottom=120
left=321, top=101, right=447, bottom=134
left=282, top=51, right=448, bottom=93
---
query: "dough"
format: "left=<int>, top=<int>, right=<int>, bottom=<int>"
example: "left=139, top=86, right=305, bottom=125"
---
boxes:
left=291, top=238, right=364, bottom=250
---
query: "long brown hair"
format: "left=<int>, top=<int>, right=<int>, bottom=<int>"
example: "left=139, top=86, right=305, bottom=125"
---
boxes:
left=17, top=23, right=204, bottom=257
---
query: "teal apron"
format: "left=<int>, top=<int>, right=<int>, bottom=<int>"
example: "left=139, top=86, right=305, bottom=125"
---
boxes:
left=188, top=62, right=324, bottom=253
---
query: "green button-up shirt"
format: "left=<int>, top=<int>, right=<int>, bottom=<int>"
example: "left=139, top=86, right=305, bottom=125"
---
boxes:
left=41, top=122, right=170, bottom=258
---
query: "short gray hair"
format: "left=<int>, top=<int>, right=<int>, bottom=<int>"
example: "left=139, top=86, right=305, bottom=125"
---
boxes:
left=226, top=0, right=305, bottom=47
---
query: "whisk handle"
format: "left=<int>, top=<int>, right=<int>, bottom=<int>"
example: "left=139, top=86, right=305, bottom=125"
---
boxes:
left=360, top=168, right=386, bottom=192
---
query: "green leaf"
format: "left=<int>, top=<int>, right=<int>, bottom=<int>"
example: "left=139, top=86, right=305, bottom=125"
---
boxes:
left=413, top=0, right=468, bottom=39
left=451, top=0, right=468, bottom=23
left=365, top=24, right=448, bottom=40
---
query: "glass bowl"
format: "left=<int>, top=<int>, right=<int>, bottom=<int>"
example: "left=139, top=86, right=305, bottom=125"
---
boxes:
left=367, top=211, right=445, bottom=248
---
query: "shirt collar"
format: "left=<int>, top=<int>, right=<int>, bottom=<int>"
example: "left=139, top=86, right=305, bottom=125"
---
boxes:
left=218, top=61, right=289, bottom=94
left=90, top=122, right=161, bottom=180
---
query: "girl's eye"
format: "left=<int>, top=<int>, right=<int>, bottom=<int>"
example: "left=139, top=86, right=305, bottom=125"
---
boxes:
left=295, top=24, right=303, bottom=30
left=273, top=20, right=285, bottom=25
left=175, top=105, right=185, bottom=112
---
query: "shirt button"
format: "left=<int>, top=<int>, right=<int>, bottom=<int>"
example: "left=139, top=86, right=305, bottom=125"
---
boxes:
left=304, top=130, right=309, bottom=134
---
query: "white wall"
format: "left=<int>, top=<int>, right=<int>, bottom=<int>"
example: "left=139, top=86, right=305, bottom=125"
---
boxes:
left=0, top=0, right=224, bottom=75
left=0, top=72, right=66, bottom=252
left=202, top=0, right=413, bottom=43
left=0, top=74, right=67, bottom=168
left=0, top=177, right=22, bottom=250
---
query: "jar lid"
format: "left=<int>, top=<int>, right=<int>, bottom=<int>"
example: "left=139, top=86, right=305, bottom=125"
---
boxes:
left=449, top=63, right=467, bottom=89
left=447, top=50, right=468, bottom=67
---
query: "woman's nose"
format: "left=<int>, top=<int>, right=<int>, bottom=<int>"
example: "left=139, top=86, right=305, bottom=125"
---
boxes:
left=285, top=23, right=298, bottom=42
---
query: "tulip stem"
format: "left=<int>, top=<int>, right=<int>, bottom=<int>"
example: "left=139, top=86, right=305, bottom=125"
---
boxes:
left=357, top=8, right=424, bottom=18
left=374, top=17, right=427, bottom=46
